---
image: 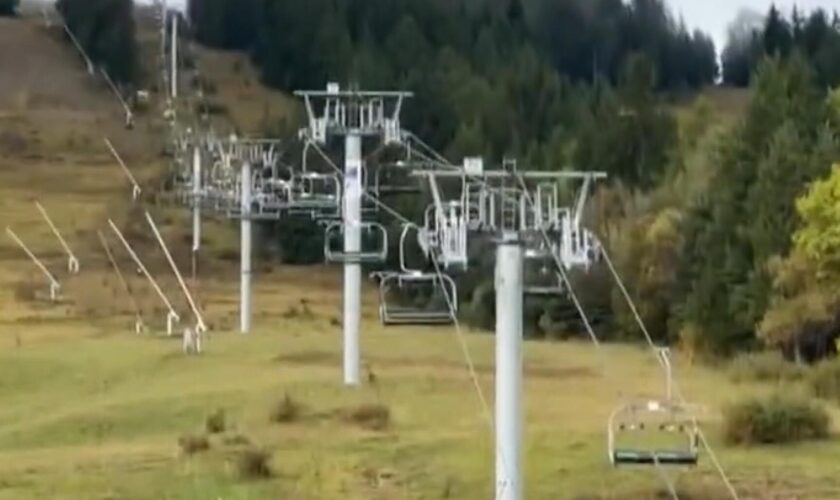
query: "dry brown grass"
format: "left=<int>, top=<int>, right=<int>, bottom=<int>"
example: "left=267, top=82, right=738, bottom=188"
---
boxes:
left=177, top=433, right=210, bottom=455
left=192, top=46, right=299, bottom=136
left=237, top=446, right=273, bottom=480
left=269, top=393, right=302, bottom=424
left=342, top=403, right=391, bottom=431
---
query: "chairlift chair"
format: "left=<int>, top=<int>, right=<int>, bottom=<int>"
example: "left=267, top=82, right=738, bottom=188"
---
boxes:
left=607, top=348, right=702, bottom=467
left=323, top=221, right=388, bottom=264
left=374, top=271, right=458, bottom=325
left=251, top=164, right=293, bottom=217
left=608, top=399, right=700, bottom=467
left=287, top=172, right=341, bottom=220
left=370, top=224, right=457, bottom=326
left=422, top=202, right=468, bottom=271
left=523, top=250, right=565, bottom=296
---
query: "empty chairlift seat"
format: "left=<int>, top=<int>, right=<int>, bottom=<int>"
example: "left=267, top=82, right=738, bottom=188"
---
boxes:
left=323, top=221, right=389, bottom=264
left=370, top=223, right=458, bottom=326
left=372, top=271, right=458, bottom=325
left=608, top=399, right=701, bottom=467
left=287, top=172, right=341, bottom=219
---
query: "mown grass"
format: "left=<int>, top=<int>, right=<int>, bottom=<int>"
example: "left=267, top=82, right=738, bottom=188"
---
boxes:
left=2, top=308, right=840, bottom=499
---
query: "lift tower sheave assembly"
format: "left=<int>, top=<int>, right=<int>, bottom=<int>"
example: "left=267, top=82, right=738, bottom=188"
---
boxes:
left=294, top=84, right=412, bottom=386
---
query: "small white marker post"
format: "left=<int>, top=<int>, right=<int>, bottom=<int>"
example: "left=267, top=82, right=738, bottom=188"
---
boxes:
left=5, top=227, right=60, bottom=302
left=104, top=138, right=142, bottom=201
left=34, top=201, right=80, bottom=274
left=98, top=230, right=145, bottom=334
left=108, top=219, right=180, bottom=335
left=144, top=212, right=207, bottom=351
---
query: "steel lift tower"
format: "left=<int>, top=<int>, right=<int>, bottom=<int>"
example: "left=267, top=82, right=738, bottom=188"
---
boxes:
left=412, top=161, right=606, bottom=500
left=295, top=83, right=411, bottom=386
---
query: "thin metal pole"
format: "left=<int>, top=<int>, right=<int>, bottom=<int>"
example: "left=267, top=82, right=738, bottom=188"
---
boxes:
left=240, top=161, right=252, bottom=334
left=192, top=146, right=202, bottom=280
left=160, top=1, right=167, bottom=63
left=97, top=230, right=144, bottom=334
left=343, top=134, right=362, bottom=386
left=144, top=212, right=206, bottom=333
left=171, top=14, right=178, bottom=100
left=5, top=227, right=60, bottom=301
left=496, top=232, right=523, bottom=500
left=107, top=219, right=179, bottom=334
left=104, top=138, right=142, bottom=201
left=34, top=201, right=79, bottom=274
left=658, top=348, right=673, bottom=401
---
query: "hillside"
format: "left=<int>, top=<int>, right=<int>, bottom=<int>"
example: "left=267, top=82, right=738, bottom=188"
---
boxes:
left=2, top=4, right=840, bottom=500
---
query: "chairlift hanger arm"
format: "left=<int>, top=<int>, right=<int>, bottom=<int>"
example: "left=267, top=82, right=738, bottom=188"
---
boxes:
left=572, top=176, right=593, bottom=228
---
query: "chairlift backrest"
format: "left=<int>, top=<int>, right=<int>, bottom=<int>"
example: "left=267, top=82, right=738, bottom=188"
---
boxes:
left=608, top=399, right=701, bottom=467
left=323, top=221, right=388, bottom=264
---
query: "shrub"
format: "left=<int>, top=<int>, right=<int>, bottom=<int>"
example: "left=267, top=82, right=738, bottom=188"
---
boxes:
left=728, top=351, right=804, bottom=383
left=178, top=433, right=210, bottom=455
left=723, top=393, right=829, bottom=445
left=205, top=408, right=227, bottom=434
left=810, top=361, right=840, bottom=401
left=344, top=403, right=390, bottom=431
left=237, top=447, right=273, bottom=479
left=269, top=393, right=301, bottom=423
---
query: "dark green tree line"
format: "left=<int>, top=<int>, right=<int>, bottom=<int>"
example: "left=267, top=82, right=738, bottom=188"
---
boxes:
left=676, top=56, right=840, bottom=354
left=57, top=0, right=138, bottom=84
left=723, top=5, right=840, bottom=87
left=0, top=0, right=19, bottom=16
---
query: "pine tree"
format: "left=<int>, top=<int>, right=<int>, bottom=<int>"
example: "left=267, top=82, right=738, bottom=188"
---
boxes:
left=0, top=0, right=18, bottom=16
left=763, top=5, right=794, bottom=56
left=57, top=0, right=137, bottom=84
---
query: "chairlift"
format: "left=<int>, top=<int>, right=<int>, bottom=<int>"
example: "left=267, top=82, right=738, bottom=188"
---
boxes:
left=323, top=221, right=388, bottom=264
left=252, top=163, right=293, bottom=216
left=423, top=202, right=468, bottom=271
left=523, top=255, right=565, bottom=296
left=370, top=224, right=457, bottom=325
left=374, top=272, right=458, bottom=325
left=465, top=181, right=492, bottom=231
left=608, top=348, right=702, bottom=467
left=560, top=212, right=601, bottom=270
left=287, top=172, right=341, bottom=219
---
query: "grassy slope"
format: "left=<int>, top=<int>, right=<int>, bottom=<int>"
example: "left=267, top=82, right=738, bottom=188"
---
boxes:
left=0, top=8, right=839, bottom=500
